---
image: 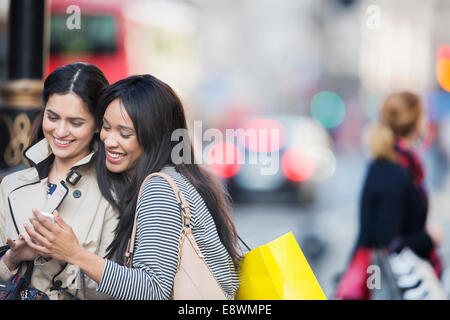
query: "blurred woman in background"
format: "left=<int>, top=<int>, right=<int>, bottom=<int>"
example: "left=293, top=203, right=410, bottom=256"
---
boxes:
left=335, top=91, right=443, bottom=300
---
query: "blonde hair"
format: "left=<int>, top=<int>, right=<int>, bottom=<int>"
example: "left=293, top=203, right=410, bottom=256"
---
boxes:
left=365, top=123, right=397, bottom=161
left=367, top=91, right=423, bottom=161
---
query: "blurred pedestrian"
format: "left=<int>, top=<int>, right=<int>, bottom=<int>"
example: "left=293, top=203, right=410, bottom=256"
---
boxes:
left=335, top=91, right=444, bottom=300
left=24, top=74, right=240, bottom=300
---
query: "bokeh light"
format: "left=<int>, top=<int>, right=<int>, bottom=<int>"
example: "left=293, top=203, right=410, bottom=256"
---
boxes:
left=307, top=146, right=337, bottom=181
left=239, top=118, right=286, bottom=153
left=436, top=58, right=450, bottom=92
left=310, top=91, right=346, bottom=129
left=437, top=45, right=450, bottom=62
left=204, top=141, right=243, bottom=179
left=281, top=147, right=316, bottom=182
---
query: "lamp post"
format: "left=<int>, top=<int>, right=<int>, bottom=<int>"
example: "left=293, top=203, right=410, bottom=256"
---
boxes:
left=0, top=0, right=46, bottom=178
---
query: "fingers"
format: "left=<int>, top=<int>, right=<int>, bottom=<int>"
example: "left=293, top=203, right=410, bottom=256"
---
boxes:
left=32, top=209, right=58, bottom=233
left=19, top=232, right=31, bottom=243
left=7, top=237, right=21, bottom=249
left=6, top=237, right=16, bottom=250
left=23, top=223, right=51, bottom=250
left=23, top=236, right=50, bottom=256
left=29, top=218, right=53, bottom=240
left=53, top=210, right=69, bottom=230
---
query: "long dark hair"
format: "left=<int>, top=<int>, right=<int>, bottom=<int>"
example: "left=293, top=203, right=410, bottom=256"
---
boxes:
left=29, top=62, right=109, bottom=146
left=95, top=75, right=241, bottom=267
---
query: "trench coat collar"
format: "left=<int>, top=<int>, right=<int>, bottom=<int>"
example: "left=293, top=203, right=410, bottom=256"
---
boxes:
left=23, top=138, right=97, bottom=179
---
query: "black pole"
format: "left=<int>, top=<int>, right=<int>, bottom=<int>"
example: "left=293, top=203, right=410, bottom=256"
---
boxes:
left=0, top=0, right=46, bottom=178
left=8, top=0, right=45, bottom=80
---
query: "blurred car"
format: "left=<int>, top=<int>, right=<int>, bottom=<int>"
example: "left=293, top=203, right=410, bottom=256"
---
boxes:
left=205, top=115, right=336, bottom=206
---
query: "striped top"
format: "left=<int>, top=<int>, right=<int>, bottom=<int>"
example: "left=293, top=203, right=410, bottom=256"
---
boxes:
left=96, top=166, right=239, bottom=300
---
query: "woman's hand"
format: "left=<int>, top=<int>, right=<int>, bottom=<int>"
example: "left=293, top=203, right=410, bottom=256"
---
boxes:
left=23, top=209, right=106, bottom=284
left=23, top=209, right=83, bottom=265
left=3, top=235, right=39, bottom=271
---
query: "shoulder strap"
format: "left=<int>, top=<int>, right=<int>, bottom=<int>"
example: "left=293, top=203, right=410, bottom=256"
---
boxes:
left=0, top=244, right=9, bottom=257
left=125, top=172, right=191, bottom=266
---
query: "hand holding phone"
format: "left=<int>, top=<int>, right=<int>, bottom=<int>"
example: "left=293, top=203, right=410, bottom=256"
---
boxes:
left=32, top=210, right=55, bottom=224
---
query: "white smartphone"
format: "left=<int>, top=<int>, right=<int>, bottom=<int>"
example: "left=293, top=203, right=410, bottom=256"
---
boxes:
left=37, top=210, right=55, bottom=223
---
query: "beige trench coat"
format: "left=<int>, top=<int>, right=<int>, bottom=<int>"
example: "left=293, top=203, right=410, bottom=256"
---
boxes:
left=0, top=139, right=118, bottom=299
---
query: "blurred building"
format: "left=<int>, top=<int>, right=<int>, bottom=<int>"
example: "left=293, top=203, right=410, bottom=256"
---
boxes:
left=0, top=1, right=8, bottom=80
left=191, top=0, right=323, bottom=122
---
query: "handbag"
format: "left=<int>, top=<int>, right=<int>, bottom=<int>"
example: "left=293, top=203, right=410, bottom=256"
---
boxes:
left=124, top=172, right=227, bottom=300
left=388, top=247, right=447, bottom=300
left=0, top=245, right=50, bottom=300
left=235, top=232, right=326, bottom=300
left=334, top=247, right=373, bottom=300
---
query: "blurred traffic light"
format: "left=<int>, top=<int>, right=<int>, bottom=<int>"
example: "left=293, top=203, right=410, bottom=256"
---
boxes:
left=436, top=45, right=450, bottom=92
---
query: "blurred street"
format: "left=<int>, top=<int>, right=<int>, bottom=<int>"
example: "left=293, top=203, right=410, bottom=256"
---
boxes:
left=234, top=150, right=450, bottom=298
left=2, top=0, right=450, bottom=301
left=233, top=151, right=364, bottom=298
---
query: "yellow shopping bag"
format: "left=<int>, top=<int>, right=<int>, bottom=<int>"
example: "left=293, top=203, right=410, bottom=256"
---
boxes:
left=236, top=232, right=326, bottom=300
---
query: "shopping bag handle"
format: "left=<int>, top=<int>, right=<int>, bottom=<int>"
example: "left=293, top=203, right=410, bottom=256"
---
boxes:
left=238, top=235, right=252, bottom=252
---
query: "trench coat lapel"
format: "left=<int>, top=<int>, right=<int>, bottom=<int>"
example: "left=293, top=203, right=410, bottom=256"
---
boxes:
left=8, top=138, right=94, bottom=236
left=8, top=178, right=69, bottom=236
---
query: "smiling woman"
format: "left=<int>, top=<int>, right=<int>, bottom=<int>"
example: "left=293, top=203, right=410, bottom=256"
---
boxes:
left=100, top=98, right=143, bottom=174
left=0, top=62, right=119, bottom=300
left=42, top=93, right=96, bottom=174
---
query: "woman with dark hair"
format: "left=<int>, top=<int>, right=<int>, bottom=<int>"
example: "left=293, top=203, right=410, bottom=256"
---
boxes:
left=0, top=62, right=118, bottom=299
left=24, top=74, right=240, bottom=300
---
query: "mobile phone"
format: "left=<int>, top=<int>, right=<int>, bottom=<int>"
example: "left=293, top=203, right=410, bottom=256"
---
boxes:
left=37, top=210, right=55, bottom=223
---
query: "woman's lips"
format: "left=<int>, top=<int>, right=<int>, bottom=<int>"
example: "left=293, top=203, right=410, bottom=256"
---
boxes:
left=106, top=150, right=126, bottom=164
left=53, top=137, right=75, bottom=148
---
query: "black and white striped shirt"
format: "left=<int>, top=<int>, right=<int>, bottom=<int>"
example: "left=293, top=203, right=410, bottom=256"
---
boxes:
left=96, top=166, right=239, bottom=299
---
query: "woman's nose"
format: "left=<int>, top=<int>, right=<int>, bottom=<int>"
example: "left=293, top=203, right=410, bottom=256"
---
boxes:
left=103, top=133, right=119, bottom=148
left=54, top=121, right=69, bottom=138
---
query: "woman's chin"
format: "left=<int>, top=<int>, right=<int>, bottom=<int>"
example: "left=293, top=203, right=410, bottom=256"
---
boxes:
left=105, top=161, right=124, bottom=173
left=50, top=148, right=75, bottom=161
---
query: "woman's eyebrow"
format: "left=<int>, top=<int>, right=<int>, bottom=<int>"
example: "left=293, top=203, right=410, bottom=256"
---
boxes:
left=46, top=108, right=58, bottom=116
left=103, top=117, right=134, bottom=131
left=47, top=108, right=85, bottom=121
left=68, top=116, right=86, bottom=121
left=118, top=125, right=134, bottom=131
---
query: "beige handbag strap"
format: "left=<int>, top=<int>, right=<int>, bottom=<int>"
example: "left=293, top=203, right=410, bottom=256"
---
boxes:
left=125, top=172, right=192, bottom=266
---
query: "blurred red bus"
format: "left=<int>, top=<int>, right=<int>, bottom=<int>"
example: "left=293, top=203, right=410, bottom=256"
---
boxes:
left=46, top=0, right=128, bottom=83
